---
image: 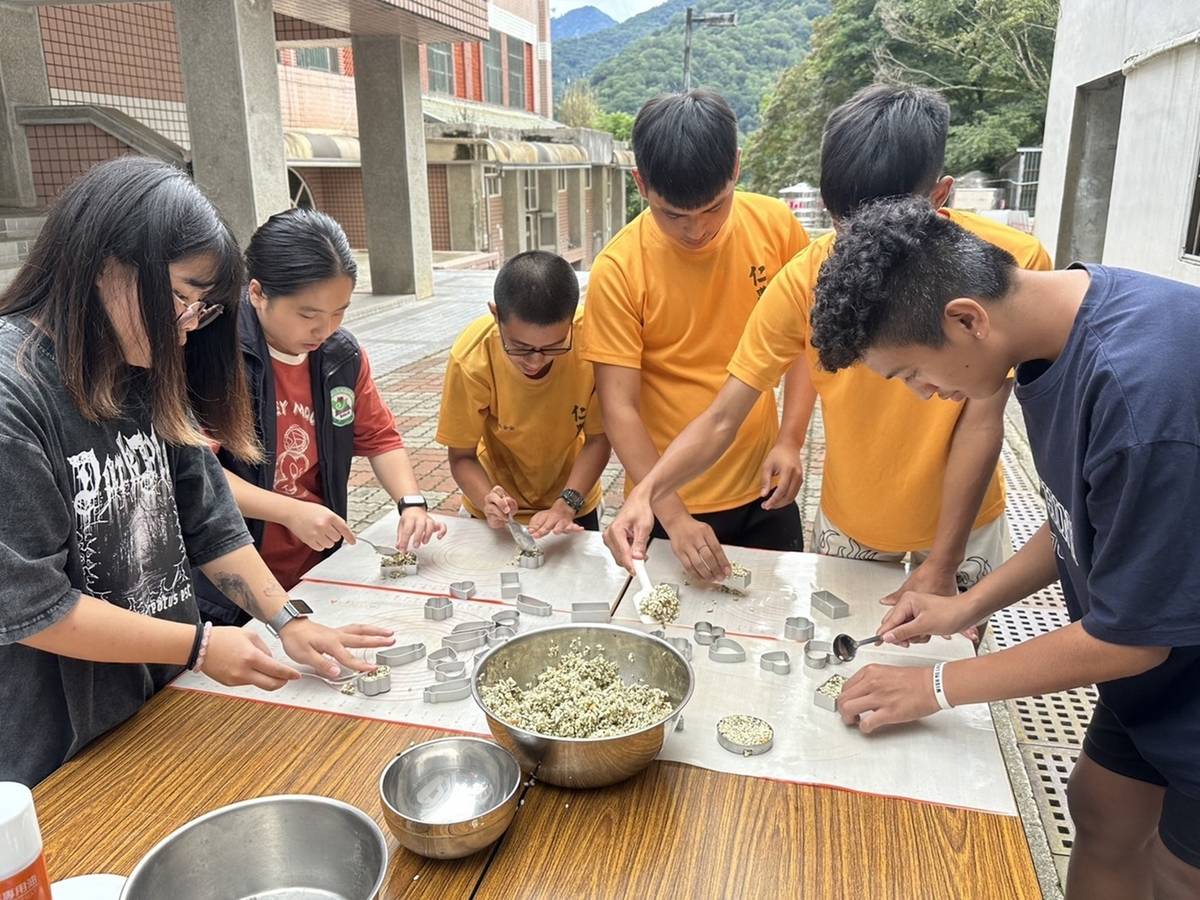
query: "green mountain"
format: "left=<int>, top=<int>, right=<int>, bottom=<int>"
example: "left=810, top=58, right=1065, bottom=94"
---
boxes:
left=552, top=6, right=617, bottom=41
left=554, top=0, right=830, bottom=135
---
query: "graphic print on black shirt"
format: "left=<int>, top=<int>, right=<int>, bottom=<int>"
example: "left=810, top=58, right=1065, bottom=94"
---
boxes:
left=67, top=426, right=193, bottom=618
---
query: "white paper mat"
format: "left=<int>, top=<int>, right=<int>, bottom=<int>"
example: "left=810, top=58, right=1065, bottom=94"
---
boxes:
left=302, top=511, right=630, bottom=609
left=173, top=581, right=550, bottom=735
left=617, top=614, right=1016, bottom=815
left=624, top=543, right=974, bottom=663
left=174, top=577, right=1017, bottom=815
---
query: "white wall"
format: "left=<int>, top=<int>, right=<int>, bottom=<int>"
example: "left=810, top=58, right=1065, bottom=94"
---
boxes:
left=1035, top=0, right=1200, bottom=283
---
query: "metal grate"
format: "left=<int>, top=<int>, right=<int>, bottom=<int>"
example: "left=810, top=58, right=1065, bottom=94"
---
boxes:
left=1002, top=447, right=1039, bottom=494
left=1009, top=686, right=1097, bottom=749
left=988, top=604, right=1072, bottom=651
left=1021, top=746, right=1079, bottom=855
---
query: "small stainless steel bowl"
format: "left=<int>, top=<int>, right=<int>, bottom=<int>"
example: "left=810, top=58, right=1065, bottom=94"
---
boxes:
left=120, top=794, right=387, bottom=899
left=379, top=737, right=522, bottom=859
left=472, top=624, right=694, bottom=788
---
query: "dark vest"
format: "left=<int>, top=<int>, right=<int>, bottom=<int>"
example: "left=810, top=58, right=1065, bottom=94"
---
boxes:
left=194, top=301, right=362, bottom=625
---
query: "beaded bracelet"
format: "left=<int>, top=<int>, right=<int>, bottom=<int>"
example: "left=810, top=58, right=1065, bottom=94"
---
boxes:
left=191, top=621, right=214, bottom=673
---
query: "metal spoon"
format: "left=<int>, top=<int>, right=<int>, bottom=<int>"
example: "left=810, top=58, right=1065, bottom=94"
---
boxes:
left=359, top=537, right=401, bottom=556
left=831, top=633, right=885, bottom=662
left=297, top=667, right=361, bottom=687
left=506, top=512, right=539, bottom=553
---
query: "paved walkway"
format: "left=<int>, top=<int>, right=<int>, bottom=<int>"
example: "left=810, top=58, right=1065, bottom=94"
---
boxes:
left=343, top=270, right=1071, bottom=898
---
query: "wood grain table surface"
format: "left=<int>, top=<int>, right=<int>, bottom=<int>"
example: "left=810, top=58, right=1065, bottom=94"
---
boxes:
left=33, top=688, right=1041, bottom=899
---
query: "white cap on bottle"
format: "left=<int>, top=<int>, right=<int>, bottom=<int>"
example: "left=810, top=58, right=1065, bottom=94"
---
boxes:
left=0, top=782, right=44, bottom=877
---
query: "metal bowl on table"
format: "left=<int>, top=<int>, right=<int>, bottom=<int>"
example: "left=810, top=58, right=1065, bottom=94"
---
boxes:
left=120, top=794, right=388, bottom=899
left=379, top=737, right=522, bottom=859
left=471, top=624, right=694, bottom=789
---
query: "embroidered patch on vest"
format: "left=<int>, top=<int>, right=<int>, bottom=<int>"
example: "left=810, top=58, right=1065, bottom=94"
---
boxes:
left=330, top=386, right=355, bottom=427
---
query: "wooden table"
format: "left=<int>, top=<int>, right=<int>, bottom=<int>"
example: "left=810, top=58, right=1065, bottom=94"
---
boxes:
left=34, top=689, right=1042, bottom=899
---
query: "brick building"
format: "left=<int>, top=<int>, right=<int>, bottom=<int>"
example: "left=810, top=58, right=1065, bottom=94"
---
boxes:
left=0, top=1, right=632, bottom=295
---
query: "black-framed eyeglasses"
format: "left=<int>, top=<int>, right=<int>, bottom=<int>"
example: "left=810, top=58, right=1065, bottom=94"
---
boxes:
left=500, top=324, right=573, bottom=358
left=175, top=297, right=224, bottom=331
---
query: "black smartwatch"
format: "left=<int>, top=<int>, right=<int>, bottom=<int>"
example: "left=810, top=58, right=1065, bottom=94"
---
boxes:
left=559, top=488, right=584, bottom=514
left=397, top=494, right=427, bottom=514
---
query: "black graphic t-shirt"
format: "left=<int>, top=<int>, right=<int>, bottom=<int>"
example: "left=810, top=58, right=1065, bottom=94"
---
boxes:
left=1015, top=265, right=1200, bottom=796
left=0, top=316, right=252, bottom=785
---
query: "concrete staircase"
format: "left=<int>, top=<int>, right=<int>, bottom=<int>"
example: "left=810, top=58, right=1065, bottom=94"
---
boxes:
left=0, top=211, right=46, bottom=293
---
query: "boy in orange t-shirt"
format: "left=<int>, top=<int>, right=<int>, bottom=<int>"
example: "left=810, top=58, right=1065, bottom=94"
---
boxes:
left=607, top=86, right=1050, bottom=607
left=583, top=90, right=810, bottom=582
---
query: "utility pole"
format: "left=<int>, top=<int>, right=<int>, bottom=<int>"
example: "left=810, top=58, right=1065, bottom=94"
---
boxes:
left=682, top=8, right=738, bottom=92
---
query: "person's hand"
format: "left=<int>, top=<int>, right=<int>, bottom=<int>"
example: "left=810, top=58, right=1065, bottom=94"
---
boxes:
left=837, top=664, right=940, bottom=734
left=880, top=558, right=959, bottom=606
left=759, top=440, right=804, bottom=510
left=482, top=486, right=518, bottom=529
left=284, top=501, right=355, bottom=551
left=529, top=501, right=584, bottom=539
left=201, top=626, right=300, bottom=690
left=662, top=512, right=730, bottom=583
left=397, top=506, right=446, bottom=551
left=877, top=591, right=980, bottom=648
left=278, top=617, right=395, bottom=677
left=881, top=560, right=979, bottom=642
left=604, top=490, right=656, bottom=573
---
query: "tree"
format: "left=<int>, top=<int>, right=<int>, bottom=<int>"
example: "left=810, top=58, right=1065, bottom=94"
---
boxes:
left=594, top=110, right=634, bottom=142
left=742, top=0, right=1058, bottom=195
left=558, top=81, right=602, bottom=128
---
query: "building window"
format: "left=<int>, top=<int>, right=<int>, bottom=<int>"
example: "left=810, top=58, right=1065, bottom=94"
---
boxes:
left=557, top=169, right=568, bottom=192
left=484, top=167, right=501, bottom=197
left=484, top=30, right=504, bottom=105
left=294, top=47, right=339, bottom=74
left=1187, top=149, right=1200, bottom=259
left=507, top=37, right=526, bottom=109
left=427, top=43, right=454, bottom=95
left=521, top=170, right=538, bottom=211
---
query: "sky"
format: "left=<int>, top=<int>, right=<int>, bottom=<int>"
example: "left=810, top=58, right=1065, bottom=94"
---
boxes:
left=549, top=0, right=666, bottom=23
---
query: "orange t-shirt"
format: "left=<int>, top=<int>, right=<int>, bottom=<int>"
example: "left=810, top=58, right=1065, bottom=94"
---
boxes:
left=727, top=208, right=1053, bottom=551
left=260, top=346, right=404, bottom=589
left=582, top=192, right=809, bottom=513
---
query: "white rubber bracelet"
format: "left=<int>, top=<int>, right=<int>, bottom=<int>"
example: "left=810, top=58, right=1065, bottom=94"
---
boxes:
left=932, top=662, right=954, bottom=710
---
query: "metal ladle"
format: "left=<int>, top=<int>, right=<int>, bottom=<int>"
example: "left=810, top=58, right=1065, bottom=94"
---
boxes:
left=831, top=633, right=885, bottom=662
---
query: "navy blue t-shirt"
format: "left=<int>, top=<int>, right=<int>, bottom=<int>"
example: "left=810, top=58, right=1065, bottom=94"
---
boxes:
left=1015, top=264, right=1200, bottom=795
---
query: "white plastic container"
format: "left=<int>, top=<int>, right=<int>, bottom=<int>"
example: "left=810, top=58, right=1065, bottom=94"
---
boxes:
left=0, top=782, right=51, bottom=900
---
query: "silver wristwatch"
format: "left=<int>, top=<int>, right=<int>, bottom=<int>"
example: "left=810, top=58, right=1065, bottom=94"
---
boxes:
left=266, top=600, right=310, bottom=637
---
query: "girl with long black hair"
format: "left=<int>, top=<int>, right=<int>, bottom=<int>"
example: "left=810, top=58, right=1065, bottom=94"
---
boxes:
left=0, top=158, right=392, bottom=786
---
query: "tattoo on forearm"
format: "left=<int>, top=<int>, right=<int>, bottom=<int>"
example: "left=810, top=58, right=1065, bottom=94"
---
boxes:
left=213, top=573, right=266, bottom=621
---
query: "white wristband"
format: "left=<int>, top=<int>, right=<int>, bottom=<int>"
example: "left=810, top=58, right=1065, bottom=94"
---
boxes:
left=932, top=662, right=954, bottom=710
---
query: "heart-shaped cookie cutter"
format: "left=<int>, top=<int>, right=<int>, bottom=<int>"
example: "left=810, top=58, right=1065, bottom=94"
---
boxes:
left=487, top=625, right=516, bottom=646
left=693, top=621, right=726, bottom=645
left=448, top=581, right=477, bottom=600
left=492, top=609, right=520, bottom=628
left=434, top=659, right=467, bottom=681
left=803, top=640, right=830, bottom=669
left=759, top=650, right=791, bottom=675
left=708, top=636, right=746, bottom=663
left=426, top=647, right=457, bottom=669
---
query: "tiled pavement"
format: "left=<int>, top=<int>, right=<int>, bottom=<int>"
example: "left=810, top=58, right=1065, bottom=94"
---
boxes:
left=343, top=272, right=1073, bottom=899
